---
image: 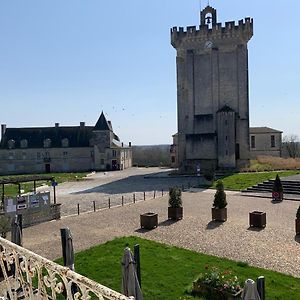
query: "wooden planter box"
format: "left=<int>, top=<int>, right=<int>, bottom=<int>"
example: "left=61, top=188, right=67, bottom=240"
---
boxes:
left=193, top=281, right=243, bottom=300
left=296, top=219, right=300, bottom=235
left=272, top=191, right=283, bottom=202
left=140, top=212, right=158, bottom=229
left=212, top=207, right=227, bottom=222
left=168, top=207, right=183, bottom=220
left=249, top=211, right=266, bottom=228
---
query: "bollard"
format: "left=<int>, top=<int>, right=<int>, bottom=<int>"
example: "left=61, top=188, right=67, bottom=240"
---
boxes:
left=133, top=193, right=136, bottom=203
left=77, top=204, right=80, bottom=215
left=161, top=189, right=163, bottom=197
left=153, top=190, right=156, bottom=199
left=256, top=276, right=265, bottom=300
left=93, top=201, right=96, bottom=212
left=122, top=195, right=124, bottom=206
left=144, top=192, right=146, bottom=201
left=108, top=198, right=111, bottom=209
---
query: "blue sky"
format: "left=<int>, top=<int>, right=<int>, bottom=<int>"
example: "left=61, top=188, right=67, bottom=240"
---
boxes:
left=0, top=0, right=299, bottom=145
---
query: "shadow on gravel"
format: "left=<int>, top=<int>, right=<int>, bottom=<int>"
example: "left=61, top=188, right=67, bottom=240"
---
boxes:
left=135, top=228, right=154, bottom=233
left=294, top=235, right=300, bottom=243
left=158, top=219, right=177, bottom=227
left=247, top=226, right=265, bottom=232
left=206, top=221, right=223, bottom=230
left=71, top=173, right=201, bottom=195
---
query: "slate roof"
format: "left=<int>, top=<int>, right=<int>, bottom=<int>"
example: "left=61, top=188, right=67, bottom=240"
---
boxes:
left=250, top=127, right=283, bottom=134
left=0, top=112, right=121, bottom=149
left=94, top=112, right=111, bottom=131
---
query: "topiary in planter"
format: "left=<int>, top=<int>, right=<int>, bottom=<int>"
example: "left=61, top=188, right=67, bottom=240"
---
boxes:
left=272, top=174, right=283, bottom=201
left=168, top=187, right=183, bottom=220
left=212, top=180, right=227, bottom=222
left=213, top=180, right=227, bottom=209
left=169, top=187, right=182, bottom=208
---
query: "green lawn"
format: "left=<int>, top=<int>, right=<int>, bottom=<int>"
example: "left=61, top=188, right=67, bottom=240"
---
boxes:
left=0, top=172, right=88, bottom=197
left=56, top=236, right=300, bottom=300
left=212, top=170, right=300, bottom=190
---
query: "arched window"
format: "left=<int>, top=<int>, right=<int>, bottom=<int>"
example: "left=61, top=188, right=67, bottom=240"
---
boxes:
left=7, top=139, right=15, bottom=149
left=20, top=139, right=28, bottom=148
left=61, top=138, right=69, bottom=147
left=44, top=138, right=51, bottom=148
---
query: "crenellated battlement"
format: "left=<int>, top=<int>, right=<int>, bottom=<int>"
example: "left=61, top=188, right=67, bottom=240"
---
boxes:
left=171, top=17, right=253, bottom=48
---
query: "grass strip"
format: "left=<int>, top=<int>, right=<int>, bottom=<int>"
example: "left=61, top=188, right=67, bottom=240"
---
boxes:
left=55, top=236, right=300, bottom=300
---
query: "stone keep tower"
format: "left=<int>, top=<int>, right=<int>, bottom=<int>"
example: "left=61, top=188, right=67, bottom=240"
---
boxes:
left=171, top=6, right=253, bottom=172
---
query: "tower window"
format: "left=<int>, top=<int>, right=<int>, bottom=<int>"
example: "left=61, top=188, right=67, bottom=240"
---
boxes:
left=271, top=135, right=275, bottom=148
left=251, top=136, right=255, bottom=148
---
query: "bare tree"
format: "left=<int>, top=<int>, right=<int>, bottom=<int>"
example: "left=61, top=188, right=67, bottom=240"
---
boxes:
left=283, top=135, right=300, bottom=158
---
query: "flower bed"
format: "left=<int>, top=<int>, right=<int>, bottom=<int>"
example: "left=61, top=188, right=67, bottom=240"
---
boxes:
left=192, top=266, right=243, bottom=299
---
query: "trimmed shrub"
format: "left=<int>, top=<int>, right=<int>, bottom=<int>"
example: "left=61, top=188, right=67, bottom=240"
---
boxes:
left=213, top=180, right=227, bottom=209
left=169, top=187, right=182, bottom=208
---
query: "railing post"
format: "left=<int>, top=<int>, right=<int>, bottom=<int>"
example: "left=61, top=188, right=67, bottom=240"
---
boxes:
left=93, top=201, right=96, bottom=212
left=143, top=192, right=145, bottom=201
left=161, top=189, right=163, bottom=197
left=257, top=276, right=265, bottom=300
left=77, top=204, right=80, bottom=215
left=133, top=193, right=136, bottom=203
left=153, top=190, right=156, bottom=198
left=122, top=195, right=124, bottom=206
left=108, top=198, right=111, bottom=209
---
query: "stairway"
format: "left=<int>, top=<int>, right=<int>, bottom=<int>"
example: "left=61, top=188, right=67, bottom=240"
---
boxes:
left=242, top=179, right=300, bottom=195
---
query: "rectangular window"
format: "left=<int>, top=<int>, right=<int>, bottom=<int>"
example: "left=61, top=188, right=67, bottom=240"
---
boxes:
left=112, top=150, right=117, bottom=157
left=271, top=135, right=275, bottom=148
left=251, top=136, right=255, bottom=148
left=63, top=151, right=68, bottom=156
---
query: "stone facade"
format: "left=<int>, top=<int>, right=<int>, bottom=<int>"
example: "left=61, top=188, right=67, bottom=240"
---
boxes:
left=171, top=6, right=253, bottom=172
left=250, top=127, right=282, bottom=159
left=0, top=112, right=132, bottom=175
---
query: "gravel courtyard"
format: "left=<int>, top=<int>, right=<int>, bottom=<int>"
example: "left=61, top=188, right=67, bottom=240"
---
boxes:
left=23, top=169, right=300, bottom=278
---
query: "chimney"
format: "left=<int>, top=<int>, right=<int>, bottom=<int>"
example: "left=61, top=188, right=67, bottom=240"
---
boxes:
left=122, top=142, right=124, bottom=147
left=80, top=122, right=85, bottom=129
left=55, top=123, right=59, bottom=128
left=1, top=124, right=6, bottom=139
left=129, top=142, right=132, bottom=147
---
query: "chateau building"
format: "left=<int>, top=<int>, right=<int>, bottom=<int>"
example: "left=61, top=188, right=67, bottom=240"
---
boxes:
left=0, top=112, right=132, bottom=175
left=171, top=6, right=253, bottom=172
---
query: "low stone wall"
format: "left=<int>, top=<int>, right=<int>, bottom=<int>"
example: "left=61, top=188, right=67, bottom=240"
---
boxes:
left=0, top=203, right=61, bottom=235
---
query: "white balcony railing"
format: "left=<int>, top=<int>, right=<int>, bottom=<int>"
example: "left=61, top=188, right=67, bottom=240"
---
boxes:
left=0, top=237, right=134, bottom=300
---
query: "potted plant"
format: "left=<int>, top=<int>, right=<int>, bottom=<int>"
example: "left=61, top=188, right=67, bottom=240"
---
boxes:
left=272, top=174, right=283, bottom=201
left=212, top=180, right=227, bottom=222
left=296, top=205, right=300, bottom=235
left=168, top=187, right=183, bottom=220
left=192, top=266, right=243, bottom=299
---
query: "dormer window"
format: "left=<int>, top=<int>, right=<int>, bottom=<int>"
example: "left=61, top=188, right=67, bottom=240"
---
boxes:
left=20, top=139, right=28, bottom=148
left=61, top=138, right=69, bottom=147
left=44, top=138, right=51, bottom=148
left=7, top=139, right=15, bottom=149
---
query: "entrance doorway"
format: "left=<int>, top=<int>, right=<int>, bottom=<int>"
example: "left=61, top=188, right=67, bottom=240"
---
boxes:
left=45, top=164, right=51, bottom=173
left=112, top=160, right=118, bottom=170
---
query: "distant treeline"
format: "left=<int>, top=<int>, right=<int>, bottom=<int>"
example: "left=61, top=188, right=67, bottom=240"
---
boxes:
left=132, top=145, right=170, bottom=167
